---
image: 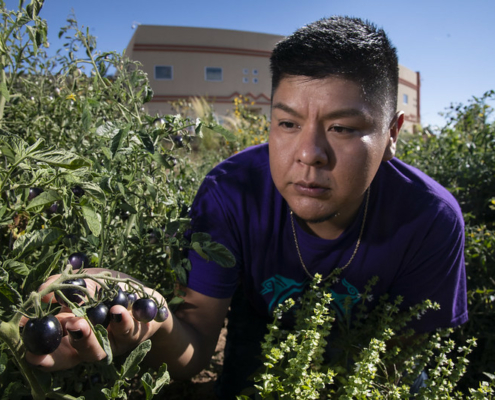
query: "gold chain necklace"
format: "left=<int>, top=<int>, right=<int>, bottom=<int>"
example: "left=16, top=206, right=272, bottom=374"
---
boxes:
left=290, top=187, right=370, bottom=282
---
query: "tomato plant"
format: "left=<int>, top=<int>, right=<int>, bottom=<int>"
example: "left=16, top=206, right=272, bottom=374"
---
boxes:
left=0, top=1, right=235, bottom=398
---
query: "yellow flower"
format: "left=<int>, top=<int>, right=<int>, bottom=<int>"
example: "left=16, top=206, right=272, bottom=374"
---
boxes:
left=66, top=93, right=76, bottom=101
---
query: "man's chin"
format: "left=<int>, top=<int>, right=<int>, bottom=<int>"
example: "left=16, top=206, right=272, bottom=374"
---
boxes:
left=291, top=210, right=340, bottom=224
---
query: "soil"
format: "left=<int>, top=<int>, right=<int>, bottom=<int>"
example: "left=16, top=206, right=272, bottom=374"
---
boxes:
left=154, top=323, right=227, bottom=399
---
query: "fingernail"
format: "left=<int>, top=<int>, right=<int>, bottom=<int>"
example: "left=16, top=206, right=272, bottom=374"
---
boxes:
left=68, top=329, right=84, bottom=340
left=111, top=313, right=122, bottom=323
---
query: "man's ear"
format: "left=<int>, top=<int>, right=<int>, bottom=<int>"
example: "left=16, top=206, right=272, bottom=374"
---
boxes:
left=382, top=111, right=404, bottom=161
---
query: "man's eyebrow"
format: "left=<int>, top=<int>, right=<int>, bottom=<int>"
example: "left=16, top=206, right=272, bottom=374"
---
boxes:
left=271, top=102, right=303, bottom=118
left=272, top=102, right=374, bottom=123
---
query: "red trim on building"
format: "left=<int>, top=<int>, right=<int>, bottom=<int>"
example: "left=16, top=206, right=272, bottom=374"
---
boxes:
left=150, top=91, right=271, bottom=105
left=134, top=43, right=272, bottom=58
left=398, top=77, right=418, bottom=91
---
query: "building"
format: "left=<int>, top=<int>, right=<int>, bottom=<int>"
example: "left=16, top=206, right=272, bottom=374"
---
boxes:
left=125, top=25, right=420, bottom=132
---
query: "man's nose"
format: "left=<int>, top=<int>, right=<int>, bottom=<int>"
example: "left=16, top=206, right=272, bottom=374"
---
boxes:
left=295, top=125, right=329, bottom=167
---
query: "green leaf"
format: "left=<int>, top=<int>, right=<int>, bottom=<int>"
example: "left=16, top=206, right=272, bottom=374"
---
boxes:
left=202, top=242, right=236, bottom=268
left=206, top=123, right=237, bottom=141
left=138, top=131, right=154, bottom=154
left=12, top=228, right=64, bottom=258
left=81, top=182, right=106, bottom=205
left=25, top=138, right=45, bottom=155
left=191, top=232, right=211, bottom=243
left=2, top=260, right=30, bottom=276
left=22, top=249, right=62, bottom=293
left=167, top=296, right=184, bottom=308
left=0, top=82, right=10, bottom=102
left=96, top=121, right=118, bottom=137
left=32, top=150, right=92, bottom=169
left=82, top=103, right=92, bottom=132
left=141, top=373, right=154, bottom=400
left=94, top=324, right=113, bottom=364
left=81, top=204, right=101, bottom=236
left=110, top=127, right=129, bottom=158
left=192, top=242, right=208, bottom=260
left=26, top=189, right=61, bottom=210
left=121, top=339, right=152, bottom=380
left=141, top=364, right=170, bottom=399
left=0, top=352, right=8, bottom=375
left=0, top=268, right=22, bottom=320
left=152, top=152, right=172, bottom=169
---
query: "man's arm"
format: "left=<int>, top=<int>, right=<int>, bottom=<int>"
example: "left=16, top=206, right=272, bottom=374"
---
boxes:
left=146, top=288, right=231, bottom=378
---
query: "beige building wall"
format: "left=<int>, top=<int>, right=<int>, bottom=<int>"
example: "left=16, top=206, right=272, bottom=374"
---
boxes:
left=398, top=65, right=421, bottom=133
left=126, top=25, right=421, bottom=132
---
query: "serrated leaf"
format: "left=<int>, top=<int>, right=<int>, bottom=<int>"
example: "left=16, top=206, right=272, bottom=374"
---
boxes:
left=25, top=138, right=45, bottom=155
left=32, top=150, right=91, bottom=169
left=81, top=182, right=106, bottom=204
left=2, top=260, right=30, bottom=276
left=12, top=228, right=64, bottom=257
left=202, top=242, right=236, bottom=268
left=110, top=128, right=129, bottom=158
left=81, top=204, right=101, bottom=236
left=138, top=131, right=154, bottom=154
left=26, top=189, right=61, bottom=210
left=192, top=242, right=208, bottom=260
left=121, top=339, right=152, bottom=380
left=96, top=121, right=118, bottom=138
left=94, top=324, right=113, bottom=364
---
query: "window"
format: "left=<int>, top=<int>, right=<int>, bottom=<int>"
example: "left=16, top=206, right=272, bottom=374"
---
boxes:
left=205, top=67, right=223, bottom=81
left=155, top=66, right=173, bottom=80
left=252, top=77, right=258, bottom=84
left=252, top=69, right=258, bottom=75
left=242, top=77, right=249, bottom=83
left=403, top=94, right=408, bottom=105
left=243, top=68, right=249, bottom=75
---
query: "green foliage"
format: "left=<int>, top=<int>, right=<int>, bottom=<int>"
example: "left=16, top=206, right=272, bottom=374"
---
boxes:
left=248, top=274, right=492, bottom=399
left=397, top=91, right=495, bottom=392
left=0, top=1, right=234, bottom=399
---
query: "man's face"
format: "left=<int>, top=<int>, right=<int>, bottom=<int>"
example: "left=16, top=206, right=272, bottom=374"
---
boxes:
left=269, top=75, right=400, bottom=238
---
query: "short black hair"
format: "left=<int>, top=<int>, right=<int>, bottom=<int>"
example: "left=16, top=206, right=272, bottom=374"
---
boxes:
left=270, top=16, right=399, bottom=121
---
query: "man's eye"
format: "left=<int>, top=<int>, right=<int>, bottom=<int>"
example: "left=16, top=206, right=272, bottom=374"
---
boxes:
left=330, top=125, right=355, bottom=134
left=279, top=121, right=298, bottom=129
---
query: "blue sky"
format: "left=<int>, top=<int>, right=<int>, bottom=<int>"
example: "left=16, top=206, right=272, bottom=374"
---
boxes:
left=6, top=0, right=495, bottom=128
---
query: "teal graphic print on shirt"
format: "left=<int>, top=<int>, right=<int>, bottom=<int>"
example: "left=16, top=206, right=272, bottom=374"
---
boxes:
left=260, top=275, right=307, bottom=313
left=261, top=275, right=361, bottom=318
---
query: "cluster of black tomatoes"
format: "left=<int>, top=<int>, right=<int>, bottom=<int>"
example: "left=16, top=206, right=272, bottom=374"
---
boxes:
left=22, top=269, right=169, bottom=356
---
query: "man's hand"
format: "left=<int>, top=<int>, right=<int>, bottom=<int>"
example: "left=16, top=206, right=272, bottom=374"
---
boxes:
left=22, top=268, right=169, bottom=371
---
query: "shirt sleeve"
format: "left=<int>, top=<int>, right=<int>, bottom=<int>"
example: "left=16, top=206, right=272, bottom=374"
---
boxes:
left=185, top=175, right=241, bottom=299
left=390, top=200, right=468, bottom=333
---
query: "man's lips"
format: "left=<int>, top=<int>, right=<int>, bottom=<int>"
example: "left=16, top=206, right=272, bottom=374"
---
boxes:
left=292, top=181, right=329, bottom=197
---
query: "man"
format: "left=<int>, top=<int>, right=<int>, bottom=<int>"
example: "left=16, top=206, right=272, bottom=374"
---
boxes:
left=27, top=16, right=467, bottom=399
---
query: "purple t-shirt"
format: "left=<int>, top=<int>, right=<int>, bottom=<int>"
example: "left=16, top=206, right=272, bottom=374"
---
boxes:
left=188, top=143, right=468, bottom=333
